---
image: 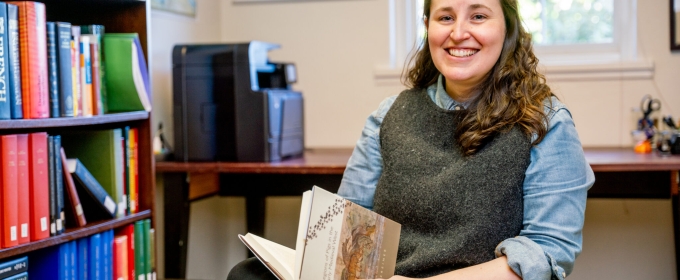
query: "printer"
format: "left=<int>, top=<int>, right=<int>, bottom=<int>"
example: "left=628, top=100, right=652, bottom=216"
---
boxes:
left=172, top=41, right=304, bottom=162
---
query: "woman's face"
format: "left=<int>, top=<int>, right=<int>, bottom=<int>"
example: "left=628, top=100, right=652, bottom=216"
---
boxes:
left=427, top=0, right=506, bottom=97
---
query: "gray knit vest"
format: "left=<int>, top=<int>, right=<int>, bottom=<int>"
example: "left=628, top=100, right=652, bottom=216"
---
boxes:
left=373, top=88, right=531, bottom=277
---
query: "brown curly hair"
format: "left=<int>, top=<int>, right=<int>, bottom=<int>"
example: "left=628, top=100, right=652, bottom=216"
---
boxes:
left=404, top=0, right=553, bottom=156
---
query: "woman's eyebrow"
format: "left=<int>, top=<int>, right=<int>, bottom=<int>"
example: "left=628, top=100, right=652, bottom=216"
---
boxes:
left=469, top=3, right=493, bottom=12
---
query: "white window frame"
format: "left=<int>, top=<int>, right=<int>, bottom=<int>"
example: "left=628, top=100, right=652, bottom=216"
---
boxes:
left=375, top=0, right=653, bottom=82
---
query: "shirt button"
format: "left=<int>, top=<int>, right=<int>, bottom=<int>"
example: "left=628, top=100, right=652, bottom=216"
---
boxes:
left=562, top=272, right=566, bottom=278
left=454, top=105, right=463, bottom=110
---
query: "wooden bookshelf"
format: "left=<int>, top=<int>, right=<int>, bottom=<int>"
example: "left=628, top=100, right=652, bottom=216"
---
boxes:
left=0, top=0, right=155, bottom=271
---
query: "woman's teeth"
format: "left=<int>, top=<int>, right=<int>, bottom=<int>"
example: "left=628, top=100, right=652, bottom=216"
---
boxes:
left=448, top=49, right=478, bottom=57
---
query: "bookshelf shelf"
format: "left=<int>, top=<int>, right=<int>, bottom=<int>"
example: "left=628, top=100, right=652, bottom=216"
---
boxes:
left=0, top=210, right=151, bottom=259
left=0, top=111, right=149, bottom=130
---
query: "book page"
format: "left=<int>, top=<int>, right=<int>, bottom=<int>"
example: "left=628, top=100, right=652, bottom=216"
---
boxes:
left=294, top=190, right=312, bottom=280
left=241, top=233, right=295, bottom=280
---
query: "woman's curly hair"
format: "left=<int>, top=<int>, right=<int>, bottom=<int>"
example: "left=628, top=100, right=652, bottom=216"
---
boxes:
left=404, top=0, right=553, bottom=156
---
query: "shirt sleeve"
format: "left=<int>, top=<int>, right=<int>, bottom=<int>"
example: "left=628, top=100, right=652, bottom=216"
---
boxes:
left=495, top=99, right=595, bottom=280
left=337, top=96, right=397, bottom=210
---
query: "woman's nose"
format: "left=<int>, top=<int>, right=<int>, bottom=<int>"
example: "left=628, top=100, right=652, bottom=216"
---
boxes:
left=449, top=21, right=471, bottom=42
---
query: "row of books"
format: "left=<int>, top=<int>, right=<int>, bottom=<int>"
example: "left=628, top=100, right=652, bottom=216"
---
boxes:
left=0, top=128, right=139, bottom=248
left=0, top=1, right=151, bottom=120
left=0, top=219, right=156, bottom=280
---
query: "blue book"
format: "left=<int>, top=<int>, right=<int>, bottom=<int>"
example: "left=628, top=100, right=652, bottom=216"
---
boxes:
left=46, top=22, right=60, bottom=118
left=3, top=271, right=27, bottom=280
left=56, top=22, right=73, bottom=117
left=28, top=242, right=69, bottom=280
left=0, top=2, right=12, bottom=120
left=89, top=233, right=102, bottom=280
left=66, top=158, right=117, bottom=219
left=6, top=3, right=21, bottom=119
left=77, top=237, right=89, bottom=280
left=0, top=256, right=28, bottom=278
left=69, top=240, right=77, bottom=280
left=102, top=230, right=112, bottom=280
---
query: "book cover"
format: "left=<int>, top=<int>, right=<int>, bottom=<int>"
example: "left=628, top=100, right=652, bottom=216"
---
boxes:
left=6, top=3, right=22, bottom=119
left=113, top=234, right=128, bottom=280
left=90, top=233, right=102, bottom=280
left=0, top=135, right=18, bottom=248
left=77, top=236, right=88, bottom=280
left=16, top=134, right=28, bottom=244
left=83, top=34, right=101, bottom=115
left=55, top=22, right=73, bottom=117
left=103, top=229, right=112, bottom=280
left=28, top=132, right=49, bottom=241
left=125, top=223, right=135, bottom=280
left=103, top=33, right=150, bottom=112
left=79, top=35, right=92, bottom=117
left=28, top=242, right=69, bottom=280
left=3, top=271, right=27, bottom=280
left=149, top=227, right=156, bottom=279
left=134, top=220, right=145, bottom=280
left=47, top=135, right=57, bottom=236
left=46, top=21, right=59, bottom=118
left=53, top=135, right=64, bottom=234
left=0, top=256, right=28, bottom=278
left=81, top=25, right=105, bottom=113
left=65, top=158, right=117, bottom=220
left=129, top=127, right=138, bottom=214
left=143, top=219, right=151, bottom=280
left=70, top=26, right=80, bottom=116
left=239, top=186, right=401, bottom=280
left=61, top=129, right=125, bottom=218
left=69, top=240, right=77, bottom=280
left=7, top=1, right=49, bottom=119
left=0, top=2, right=12, bottom=120
left=122, top=129, right=128, bottom=216
left=60, top=147, right=86, bottom=227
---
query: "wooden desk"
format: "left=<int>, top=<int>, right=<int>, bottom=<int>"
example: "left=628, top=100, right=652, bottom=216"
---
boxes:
left=157, top=148, right=680, bottom=279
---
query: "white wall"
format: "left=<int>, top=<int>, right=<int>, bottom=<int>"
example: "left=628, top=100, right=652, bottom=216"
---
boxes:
left=151, top=0, right=680, bottom=279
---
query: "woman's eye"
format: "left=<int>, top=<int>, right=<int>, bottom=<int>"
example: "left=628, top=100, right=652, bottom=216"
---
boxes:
left=439, top=15, right=453, bottom=21
left=472, top=14, right=486, bottom=20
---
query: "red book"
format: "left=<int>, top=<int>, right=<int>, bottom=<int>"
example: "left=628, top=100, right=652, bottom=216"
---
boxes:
left=126, top=224, right=135, bottom=280
left=16, top=134, right=29, bottom=244
left=28, top=132, right=49, bottom=241
left=7, top=1, right=49, bottom=119
left=0, top=135, right=18, bottom=248
left=89, top=40, right=102, bottom=115
left=60, top=147, right=86, bottom=227
left=114, top=235, right=129, bottom=280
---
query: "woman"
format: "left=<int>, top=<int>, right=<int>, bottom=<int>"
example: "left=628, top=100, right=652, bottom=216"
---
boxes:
left=337, top=0, right=593, bottom=279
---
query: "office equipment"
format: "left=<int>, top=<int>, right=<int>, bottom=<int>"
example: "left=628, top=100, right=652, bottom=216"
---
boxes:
left=173, top=41, right=304, bottom=162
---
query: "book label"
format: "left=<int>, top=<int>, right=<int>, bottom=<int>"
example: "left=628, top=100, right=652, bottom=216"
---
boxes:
left=50, top=223, right=55, bottom=234
left=20, top=224, right=26, bottom=238
left=10, top=226, right=16, bottom=241
left=104, top=196, right=116, bottom=214
left=56, top=219, right=63, bottom=231
left=40, top=217, right=47, bottom=231
left=76, top=204, right=83, bottom=216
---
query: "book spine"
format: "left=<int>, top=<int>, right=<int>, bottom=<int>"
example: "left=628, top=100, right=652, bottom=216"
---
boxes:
left=130, top=127, right=138, bottom=214
left=12, top=1, right=49, bottom=119
left=54, top=135, right=64, bottom=234
left=123, top=126, right=130, bottom=216
left=46, top=21, right=59, bottom=118
left=60, top=147, right=86, bottom=227
left=103, top=229, right=112, bottom=280
left=126, top=224, right=135, bottom=280
left=70, top=26, right=80, bottom=116
left=1, top=135, right=18, bottom=248
left=3, top=271, right=27, bottom=280
left=77, top=236, right=88, bottom=280
left=90, top=233, right=102, bottom=280
left=16, top=134, right=28, bottom=244
left=0, top=3, right=11, bottom=120
left=6, top=4, right=21, bottom=119
left=149, top=227, right=156, bottom=280
left=69, top=240, right=77, bottom=280
left=72, top=159, right=116, bottom=217
left=47, top=135, right=56, bottom=236
left=81, top=25, right=105, bottom=113
left=28, top=132, right=49, bottom=241
left=56, top=22, right=73, bottom=117
left=134, top=220, right=145, bottom=280
left=143, top=219, right=151, bottom=280
left=89, top=39, right=101, bottom=115
left=113, top=235, right=129, bottom=280
left=62, top=238, right=70, bottom=280
left=79, top=35, right=92, bottom=117
left=0, top=256, right=28, bottom=278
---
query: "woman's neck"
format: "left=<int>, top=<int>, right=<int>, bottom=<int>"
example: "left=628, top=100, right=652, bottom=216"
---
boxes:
left=444, top=80, right=478, bottom=104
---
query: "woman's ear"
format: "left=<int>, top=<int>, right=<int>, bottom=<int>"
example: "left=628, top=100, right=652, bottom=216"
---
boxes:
left=424, top=16, right=429, bottom=30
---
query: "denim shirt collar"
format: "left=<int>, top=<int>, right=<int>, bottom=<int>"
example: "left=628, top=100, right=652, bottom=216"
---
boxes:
left=429, top=75, right=471, bottom=111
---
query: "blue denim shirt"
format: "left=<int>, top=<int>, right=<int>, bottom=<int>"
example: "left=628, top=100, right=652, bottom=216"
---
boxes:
left=337, top=76, right=594, bottom=280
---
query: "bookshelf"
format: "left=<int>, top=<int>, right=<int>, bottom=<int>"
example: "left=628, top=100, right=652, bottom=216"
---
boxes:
left=0, top=0, right=155, bottom=269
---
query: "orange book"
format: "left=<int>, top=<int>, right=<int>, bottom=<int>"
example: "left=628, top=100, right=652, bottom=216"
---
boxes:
left=79, top=35, right=92, bottom=117
left=0, top=135, right=18, bottom=248
left=28, top=132, right=49, bottom=241
left=7, top=1, right=48, bottom=119
left=129, top=128, right=138, bottom=214
left=114, top=235, right=129, bottom=280
left=70, top=40, right=80, bottom=116
left=16, top=134, right=29, bottom=244
left=87, top=37, right=102, bottom=115
left=60, top=147, right=86, bottom=227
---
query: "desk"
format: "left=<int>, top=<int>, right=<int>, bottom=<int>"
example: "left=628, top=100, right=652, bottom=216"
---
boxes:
left=157, top=148, right=680, bottom=279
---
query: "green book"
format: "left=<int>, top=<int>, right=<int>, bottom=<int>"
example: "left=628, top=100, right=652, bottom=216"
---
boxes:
left=149, top=227, right=156, bottom=279
left=61, top=129, right=125, bottom=218
left=134, top=220, right=146, bottom=280
left=143, top=219, right=152, bottom=279
left=103, top=33, right=150, bottom=113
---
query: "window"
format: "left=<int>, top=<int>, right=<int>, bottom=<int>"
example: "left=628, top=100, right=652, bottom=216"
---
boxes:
left=378, top=0, right=649, bottom=81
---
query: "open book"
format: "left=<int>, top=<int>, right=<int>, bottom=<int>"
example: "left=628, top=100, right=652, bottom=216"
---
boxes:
left=239, top=186, right=401, bottom=280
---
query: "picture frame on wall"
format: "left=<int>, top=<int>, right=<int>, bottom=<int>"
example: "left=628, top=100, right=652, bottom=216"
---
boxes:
left=151, top=0, right=196, bottom=17
left=672, top=0, right=680, bottom=50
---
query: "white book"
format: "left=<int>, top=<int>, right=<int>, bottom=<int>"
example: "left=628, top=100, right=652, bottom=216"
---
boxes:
left=239, top=186, right=401, bottom=280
